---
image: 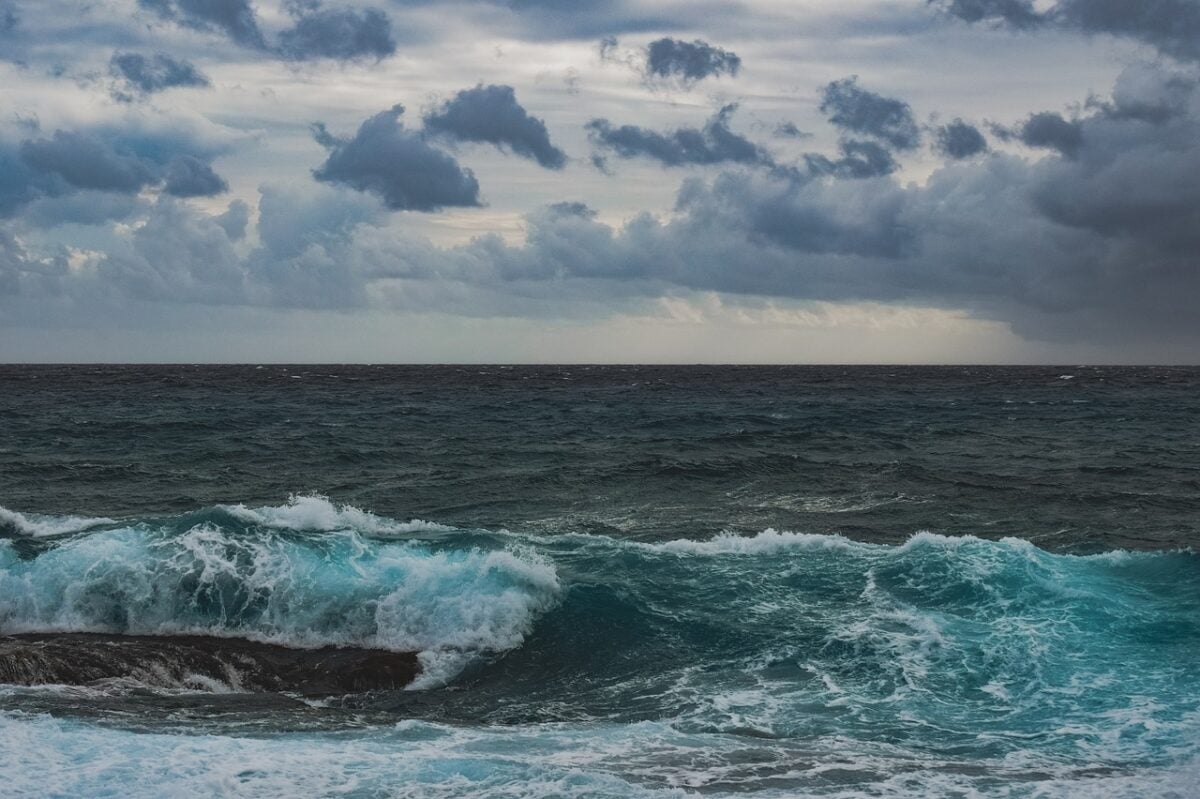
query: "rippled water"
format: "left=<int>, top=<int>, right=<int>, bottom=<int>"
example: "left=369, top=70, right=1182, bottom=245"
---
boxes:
left=1, top=366, right=1197, bottom=797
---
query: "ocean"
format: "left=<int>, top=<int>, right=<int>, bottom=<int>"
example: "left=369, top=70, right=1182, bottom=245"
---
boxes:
left=1, top=365, right=1197, bottom=797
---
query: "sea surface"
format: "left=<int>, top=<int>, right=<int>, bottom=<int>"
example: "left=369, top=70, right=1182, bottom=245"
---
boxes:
left=0, top=365, right=1197, bottom=798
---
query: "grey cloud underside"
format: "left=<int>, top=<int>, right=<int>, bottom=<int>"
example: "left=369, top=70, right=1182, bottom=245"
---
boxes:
left=139, top=0, right=396, bottom=61
left=819, top=77, right=922, bottom=150
left=311, top=105, right=482, bottom=211
left=644, top=37, right=741, bottom=82
left=0, top=125, right=229, bottom=216
left=587, top=105, right=772, bottom=169
left=934, top=0, right=1200, bottom=62
left=1015, top=112, right=1084, bottom=157
left=278, top=4, right=396, bottom=61
left=109, top=52, right=210, bottom=101
left=934, top=119, right=988, bottom=159
left=423, top=84, right=566, bottom=169
left=8, top=64, right=1200, bottom=343
left=805, top=139, right=899, bottom=178
left=163, top=155, right=229, bottom=197
left=933, top=0, right=1042, bottom=29
left=19, top=132, right=158, bottom=194
left=139, top=0, right=266, bottom=49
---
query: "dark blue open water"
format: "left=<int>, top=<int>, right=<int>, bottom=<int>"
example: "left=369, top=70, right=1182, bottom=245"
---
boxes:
left=1, top=365, right=1197, bottom=797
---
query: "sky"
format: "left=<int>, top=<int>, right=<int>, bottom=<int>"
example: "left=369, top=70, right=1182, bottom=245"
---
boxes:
left=1, top=0, right=1199, bottom=363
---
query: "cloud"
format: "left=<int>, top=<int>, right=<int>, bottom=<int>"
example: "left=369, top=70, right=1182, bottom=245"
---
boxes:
left=1, top=1, right=17, bottom=35
left=138, top=0, right=266, bottom=50
left=109, top=52, right=210, bottom=101
left=934, top=119, right=988, bottom=159
left=278, top=2, right=396, bottom=62
left=423, top=84, right=566, bottom=169
left=805, top=138, right=900, bottom=178
left=1017, top=111, right=1084, bottom=157
left=139, top=0, right=397, bottom=62
left=19, top=131, right=160, bottom=194
left=0, top=228, right=68, bottom=297
left=586, top=104, right=772, bottom=169
left=0, top=122, right=231, bottom=217
left=775, top=121, right=812, bottom=139
left=644, top=37, right=741, bottom=83
left=163, top=154, right=228, bottom=196
left=6, top=62, right=1200, bottom=350
left=819, top=77, right=921, bottom=150
left=1056, top=0, right=1200, bottom=62
left=311, top=104, right=482, bottom=211
left=934, top=0, right=1200, bottom=62
left=931, top=0, right=1043, bottom=29
left=19, top=192, right=145, bottom=229
left=256, top=182, right=381, bottom=258
left=215, top=199, right=249, bottom=240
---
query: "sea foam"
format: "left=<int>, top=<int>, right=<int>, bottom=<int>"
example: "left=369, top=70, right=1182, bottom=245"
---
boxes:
left=0, top=521, right=559, bottom=684
left=0, top=505, right=114, bottom=539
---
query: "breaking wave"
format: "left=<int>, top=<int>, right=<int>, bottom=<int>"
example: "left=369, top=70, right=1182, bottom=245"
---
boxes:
left=1, top=496, right=1198, bottom=797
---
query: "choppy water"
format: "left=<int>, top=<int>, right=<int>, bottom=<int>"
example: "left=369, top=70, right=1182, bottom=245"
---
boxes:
left=1, top=365, right=1198, bottom=797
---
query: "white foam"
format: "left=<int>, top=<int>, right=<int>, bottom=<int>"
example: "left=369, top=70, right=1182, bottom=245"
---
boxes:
left=221, top=494, right=454, bottom=536
left=652, top=529, right=858, bottom=556
left=1, top=711, right=1195, bottom=799
left=0, top=505, right=113, bottom=538
left=0, top=524, right=560, bottom=684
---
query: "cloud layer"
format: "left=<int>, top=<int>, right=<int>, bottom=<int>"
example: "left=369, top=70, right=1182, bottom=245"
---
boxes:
left=644, top=37, right=741, bottom=83
left=311, top=105, right=481, bottom=211
left=424, top=84, right=567, bottom=169
left=2, top=0, right=1199, bottom=360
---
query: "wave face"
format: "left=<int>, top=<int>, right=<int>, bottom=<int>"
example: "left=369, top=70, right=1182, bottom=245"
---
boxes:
left=0, top=502, right=560, bottom=687
left=2, top=497, right=1198, bottom=797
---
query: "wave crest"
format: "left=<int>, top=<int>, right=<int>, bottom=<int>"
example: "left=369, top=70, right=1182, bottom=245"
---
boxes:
left=220, top=494, right=454, bottom=536
left=0, top=505, right=114, bottom=539
left=0, top=522, right=559, bottom=685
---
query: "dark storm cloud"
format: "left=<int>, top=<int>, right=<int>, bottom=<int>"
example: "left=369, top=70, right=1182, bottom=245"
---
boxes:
left=586, top=105, right=772, bottom=169
left=139, top=0, right=266, bottom=49
left=0, top=124, right=229, bottom=218
left=1016, top=111, right=1083, bottom=157
left=1056, top=0, right=1200, bottom=62
left=163, top=155, right=228, bottom=196
left=423, top=84, right=567, bottom=169
left=935, top=0, right=1200, bottom=62
left=109, top=52, right=210, bottom=101
left=140, top=0, right=397, bottom=61
left=819, top=77, right=921, bottom=150
left=644, top=37, right=741, bottom=83
left=934, top=119, right=988, bottom=159
left=0, top=146, right=65, bottom=215
left=463, top=64, right=1200, bottom=340
left=311, top=104, right=482, bottom=211
left=932, top=0, right=1043, bottom=28
left=278, top=2, right=396, bottom=61
left=8, top=63, right=1200, bottom=347
left=19, top=132, right=160, bottom=193
left=805, top=138, right=899, bottom=178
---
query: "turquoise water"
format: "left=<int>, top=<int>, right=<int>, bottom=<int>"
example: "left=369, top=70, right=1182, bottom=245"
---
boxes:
left=1, top=366, right=1199, bottom=796
left=2, top=498, right=1198, bottom=797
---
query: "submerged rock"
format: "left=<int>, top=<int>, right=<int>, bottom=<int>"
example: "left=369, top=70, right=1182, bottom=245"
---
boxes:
left=0, top=633, right=420, bottom=695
